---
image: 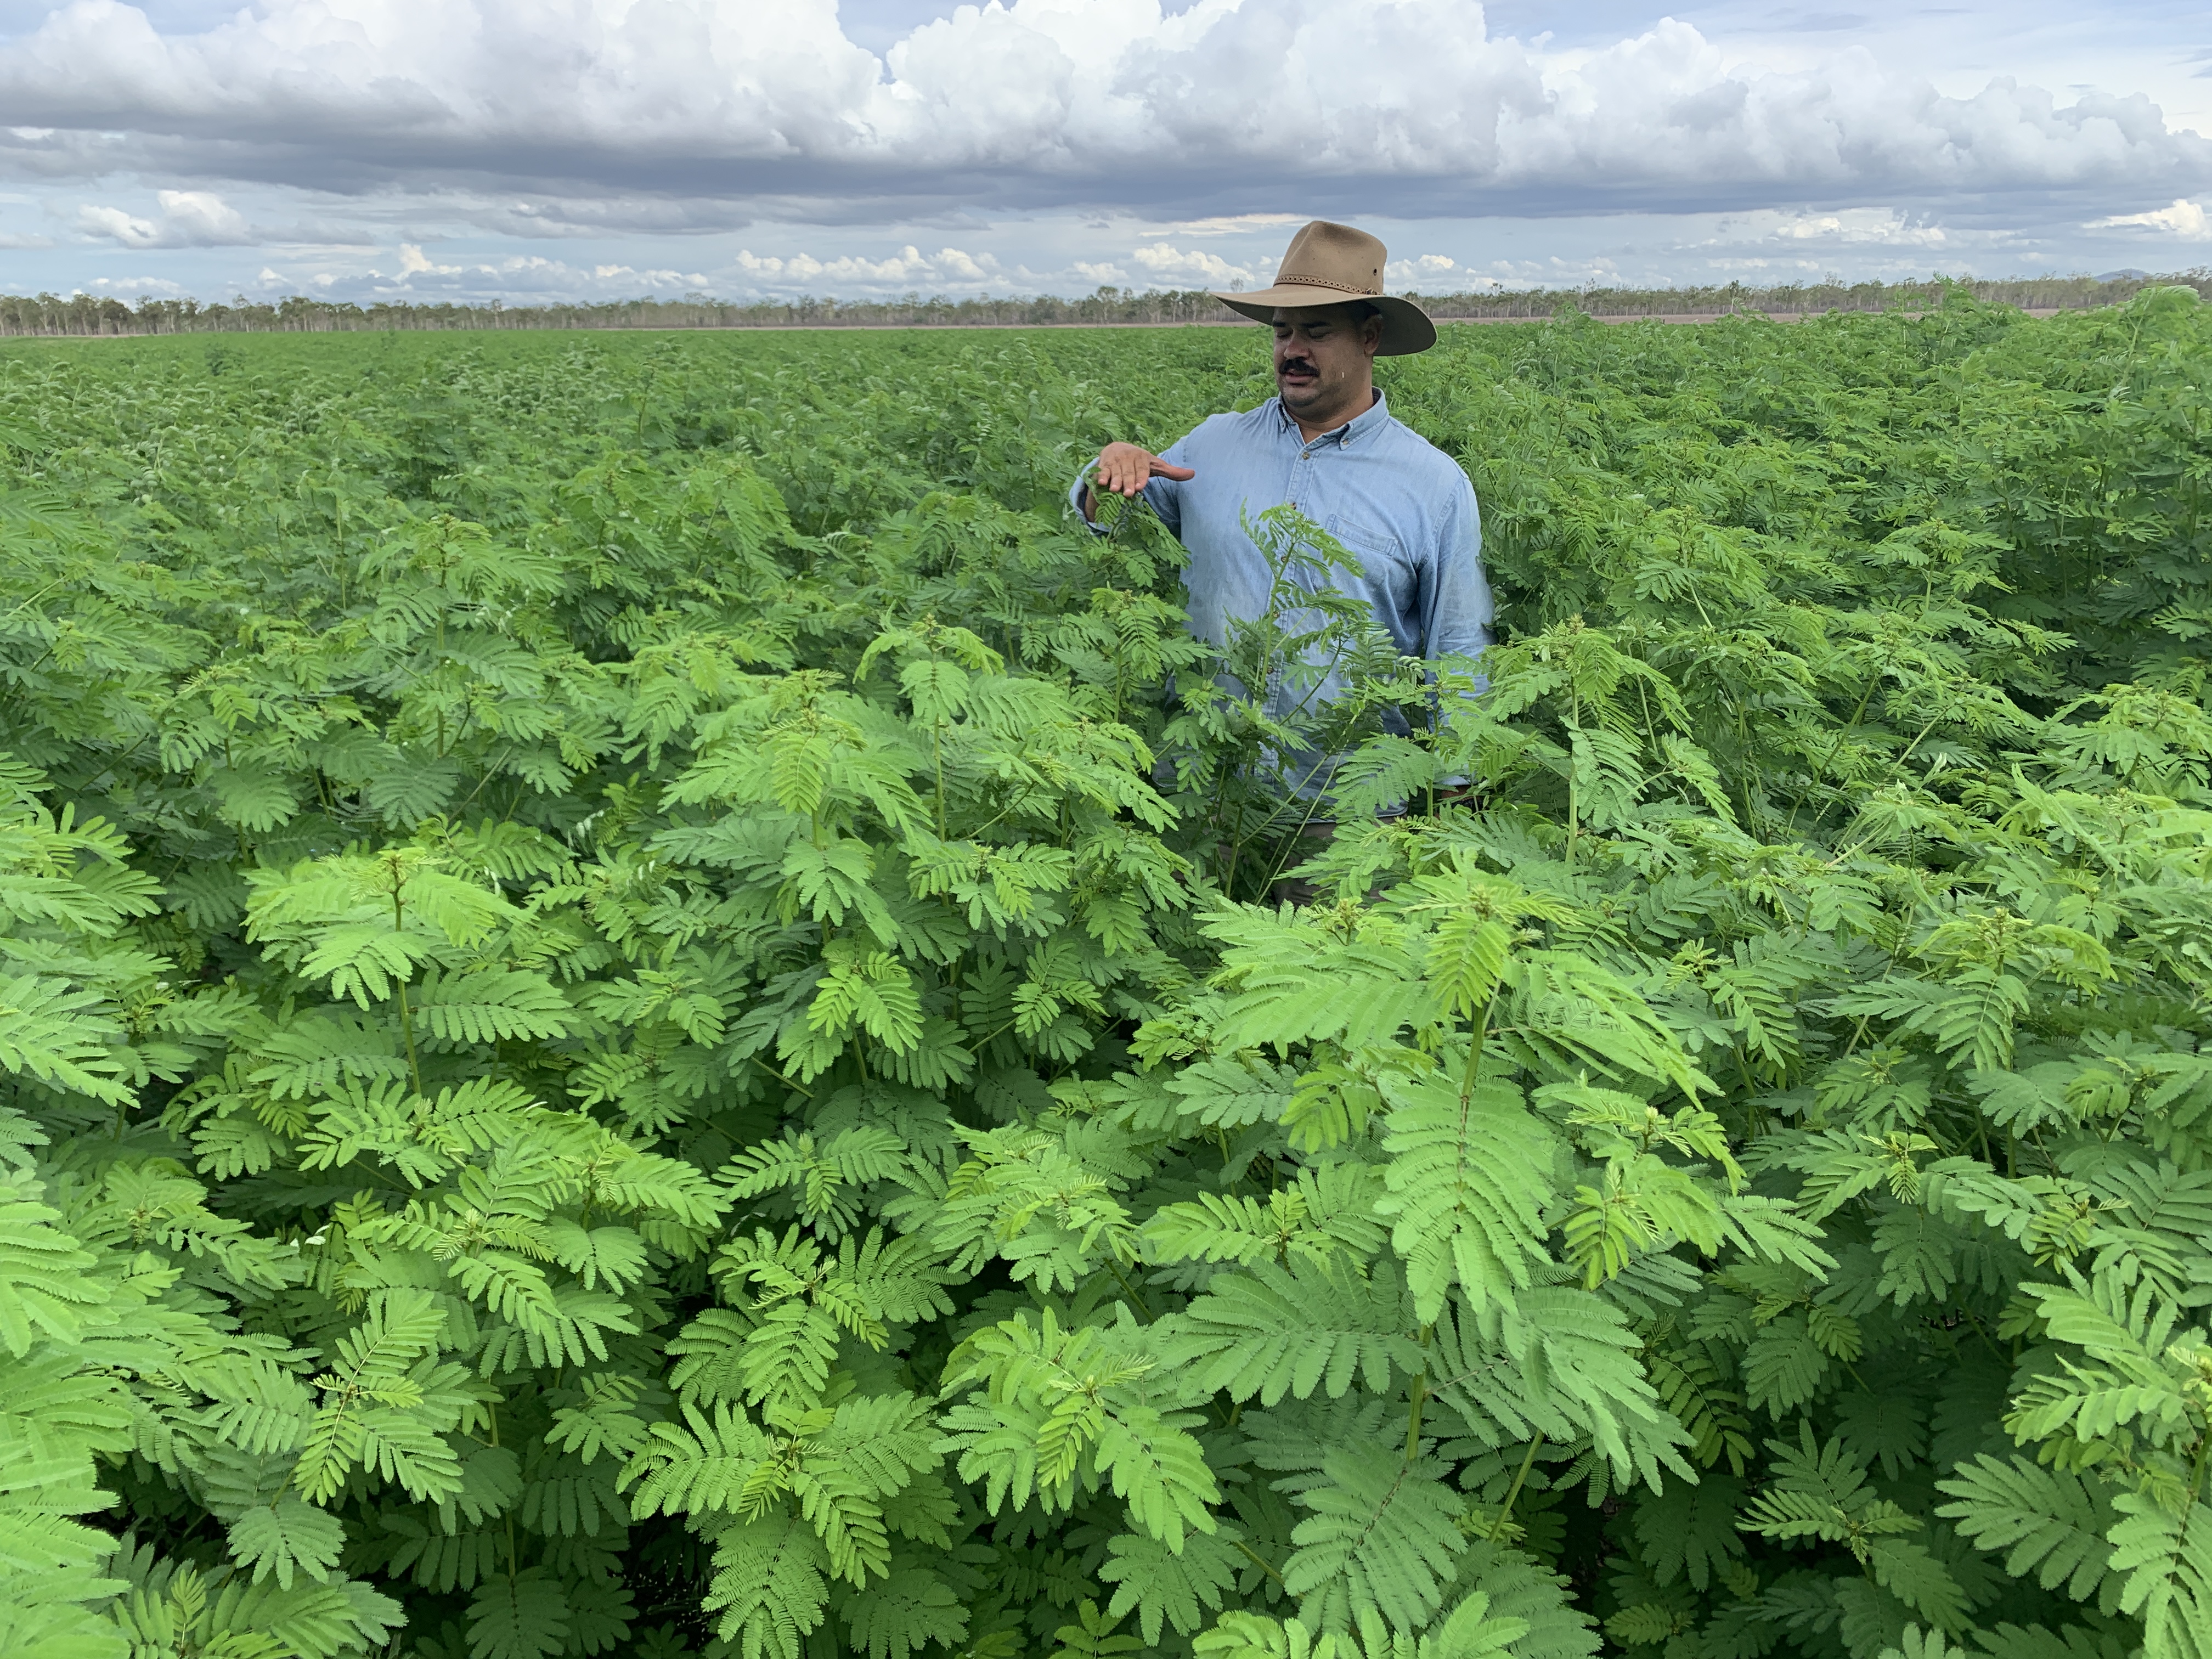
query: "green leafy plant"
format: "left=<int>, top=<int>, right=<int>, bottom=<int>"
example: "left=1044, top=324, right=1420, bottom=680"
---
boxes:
left=0, top=288, right=2207, bottom=1659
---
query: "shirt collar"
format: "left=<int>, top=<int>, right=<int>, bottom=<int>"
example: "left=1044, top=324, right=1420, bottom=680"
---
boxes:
left=1279, top=388, right=1390, bottom=452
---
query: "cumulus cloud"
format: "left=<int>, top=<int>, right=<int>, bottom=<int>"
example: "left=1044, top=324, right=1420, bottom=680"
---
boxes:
left=1147, top=213, right=1306, bottom=238
left=589, top=264, right=712, bottom=289
left=369, top=243, right=679, bottom=289
left=1375, top=252, right=1509, bottom=290
left=72, top=187, right=251, bottom=246
left=241, top=241, right=1009, bottom=304
left=1127, top=242, right=1261, bottom=287
left=85, top=274, right=184, bottom=293
left=730, top=245, right=1001, bottom=287
left=2089, top=198, right=2212, bottom=237
left=72, top=204, right=157, bottom=244
left=1700, top=207, right=1965, bottom=247
left=1389, top=252, right=1469, bottom=281
left=395, top=241, right=456, bottom=275
left=0, top=0, right=2200, bottom=225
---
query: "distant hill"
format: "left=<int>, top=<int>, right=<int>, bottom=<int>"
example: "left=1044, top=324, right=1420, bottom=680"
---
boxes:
left=2095, top=269, right=2152, bottom=281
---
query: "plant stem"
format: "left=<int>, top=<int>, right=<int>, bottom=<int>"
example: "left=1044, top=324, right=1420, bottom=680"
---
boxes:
left=1234, top=1540, right=1285, bottom=1584
left=1105, top=1259, right=1153, bottom=1323
left=1492, top=1433, right=1545, bottom=1542
left=1404, top=1323, right=1434, bottom=1462
left=1461, top=993, right=1496, bottom=1108
left=933, top=721, right=947, bottom=838
left=396, top=979, right=424, bottom=1094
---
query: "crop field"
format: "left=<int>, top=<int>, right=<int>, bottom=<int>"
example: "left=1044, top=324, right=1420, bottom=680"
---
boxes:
left=0, top=290, right=2208, bottom=1659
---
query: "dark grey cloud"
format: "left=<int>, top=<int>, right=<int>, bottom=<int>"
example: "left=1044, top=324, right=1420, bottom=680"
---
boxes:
left=0, top=1, right=2203, bottom=224
left=0, top=0, right=2203, bottom=236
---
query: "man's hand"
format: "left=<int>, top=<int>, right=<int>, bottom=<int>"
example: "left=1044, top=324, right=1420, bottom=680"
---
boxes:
left=1091, top=442, right=1195, bottom=501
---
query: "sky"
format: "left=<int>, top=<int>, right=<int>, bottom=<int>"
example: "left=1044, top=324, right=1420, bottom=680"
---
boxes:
left=0, top=0, right=2208, bottom=306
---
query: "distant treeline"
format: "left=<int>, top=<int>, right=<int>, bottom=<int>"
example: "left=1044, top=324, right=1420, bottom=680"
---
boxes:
left=3, top=270, right=2205, bottom=337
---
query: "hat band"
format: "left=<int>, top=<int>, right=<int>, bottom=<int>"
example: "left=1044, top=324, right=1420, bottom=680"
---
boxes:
left=1272, top=272, right=1380, bottom=297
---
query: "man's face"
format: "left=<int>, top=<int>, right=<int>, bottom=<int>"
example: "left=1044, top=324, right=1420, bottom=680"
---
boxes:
left=1272, top=303, right=1383, bottom=421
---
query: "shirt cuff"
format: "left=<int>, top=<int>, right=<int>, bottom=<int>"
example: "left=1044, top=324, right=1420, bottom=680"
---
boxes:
left=1068, top=460, right=1110, bottom=536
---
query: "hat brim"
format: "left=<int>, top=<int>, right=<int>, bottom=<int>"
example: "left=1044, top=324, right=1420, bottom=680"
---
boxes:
left=1208, top=285, right=1437, bottom=356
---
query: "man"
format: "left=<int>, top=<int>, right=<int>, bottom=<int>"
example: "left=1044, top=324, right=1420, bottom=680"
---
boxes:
left=1071, top=219, right=1493, bottom=826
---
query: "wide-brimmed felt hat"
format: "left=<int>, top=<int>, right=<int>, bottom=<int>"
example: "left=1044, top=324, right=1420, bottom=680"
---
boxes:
left=1210, top=220, right=1436, bottom=356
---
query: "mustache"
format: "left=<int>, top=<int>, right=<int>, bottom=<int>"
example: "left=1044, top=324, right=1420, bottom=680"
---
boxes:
left=1278, top=357, right=1317, bottom=375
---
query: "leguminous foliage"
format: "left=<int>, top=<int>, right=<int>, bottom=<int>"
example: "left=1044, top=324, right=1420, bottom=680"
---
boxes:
left=1, top=293, right=2208, bottom=1659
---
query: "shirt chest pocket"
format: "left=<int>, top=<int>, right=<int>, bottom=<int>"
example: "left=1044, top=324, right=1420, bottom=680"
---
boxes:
left=1325, top=514, right=1412, bottom=595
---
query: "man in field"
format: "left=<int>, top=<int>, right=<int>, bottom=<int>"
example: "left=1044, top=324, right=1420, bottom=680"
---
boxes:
left=1072, top=219, right=1492, bottom=826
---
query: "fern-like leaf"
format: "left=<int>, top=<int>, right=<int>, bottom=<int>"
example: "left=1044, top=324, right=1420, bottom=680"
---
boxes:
left=468, top=1567, right=571, bottom=1659
left=1278, top=1447, right=1466, bottom=1635
left=704, top=1511, right=832, bottom=1659
left=1936, top=1455, right=2117, bottom=1602
left=1376, top=1071, right=1556, bottom=1321
left=1160, top=1256, right=1420, bottom=1406
left=1098, top=1529, right=1244, bottom=1643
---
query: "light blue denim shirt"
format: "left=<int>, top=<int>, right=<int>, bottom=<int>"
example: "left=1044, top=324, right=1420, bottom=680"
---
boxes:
left=1071, top=390, right=1493, bottom=799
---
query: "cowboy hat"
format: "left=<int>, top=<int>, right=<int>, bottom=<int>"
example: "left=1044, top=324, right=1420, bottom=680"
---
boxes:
left=1210, top=220, right=1436, bottom=356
